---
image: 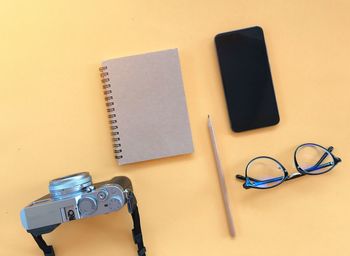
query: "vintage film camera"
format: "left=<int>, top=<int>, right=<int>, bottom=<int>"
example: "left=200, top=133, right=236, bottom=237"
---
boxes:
left=20, top=172, right=146, bottom=256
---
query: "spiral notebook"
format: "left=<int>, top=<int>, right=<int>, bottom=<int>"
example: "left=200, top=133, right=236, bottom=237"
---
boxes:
left=99, top=49, right=194, bottom=165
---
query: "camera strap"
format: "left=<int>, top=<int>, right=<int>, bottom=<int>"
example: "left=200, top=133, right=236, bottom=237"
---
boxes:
left=127, top=191, right=147, bottom=256
left=31, top=234, right=55, bottom=256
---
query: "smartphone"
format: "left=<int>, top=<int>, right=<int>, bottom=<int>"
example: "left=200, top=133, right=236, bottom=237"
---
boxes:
left=215, top=26, right=280, bottom=132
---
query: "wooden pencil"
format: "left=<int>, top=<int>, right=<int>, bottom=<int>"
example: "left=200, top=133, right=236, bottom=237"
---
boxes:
left=208, top=115, right=235, bottom=237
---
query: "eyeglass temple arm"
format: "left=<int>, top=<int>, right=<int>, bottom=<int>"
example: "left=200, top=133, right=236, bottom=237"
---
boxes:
left=236, top=174, right=285, bottom=188
left=313, top=146, right=333, bottom=167
left=236, top=174, right=262, bottom=182
left=237, top=173, right=299, bottom=187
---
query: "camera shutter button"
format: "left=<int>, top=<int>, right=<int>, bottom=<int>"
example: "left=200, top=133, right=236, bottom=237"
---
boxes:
left=78, top=197, right=97, bottom=216
left=108, top=196, right=123, bottom=211
left=97, top=190, right=108, bottom=201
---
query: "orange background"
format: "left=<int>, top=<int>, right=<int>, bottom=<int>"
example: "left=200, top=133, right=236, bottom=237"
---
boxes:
left=1, top=1, right=349, bottom=255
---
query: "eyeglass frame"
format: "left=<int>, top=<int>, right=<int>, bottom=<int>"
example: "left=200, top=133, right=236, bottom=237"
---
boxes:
left=236, top=143, right=342, bottom=190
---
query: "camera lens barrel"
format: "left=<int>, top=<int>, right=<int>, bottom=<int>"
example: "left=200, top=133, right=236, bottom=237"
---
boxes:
left=49, top=172, right=93, bottom=200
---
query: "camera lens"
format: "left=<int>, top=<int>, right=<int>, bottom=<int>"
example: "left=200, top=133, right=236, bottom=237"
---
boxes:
left=49, top=172, right=93, bottom=200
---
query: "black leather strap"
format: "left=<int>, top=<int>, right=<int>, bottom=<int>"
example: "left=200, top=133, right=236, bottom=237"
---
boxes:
left=32, top=234, right=55, bottom=256
left=127, top=191, right=146, bottom=256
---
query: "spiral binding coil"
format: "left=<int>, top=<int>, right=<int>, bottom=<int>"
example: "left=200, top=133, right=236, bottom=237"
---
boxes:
left=99, top=66, right=123, bottom=159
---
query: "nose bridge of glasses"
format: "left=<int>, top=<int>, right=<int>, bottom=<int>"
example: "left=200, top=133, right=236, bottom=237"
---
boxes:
left=286, top=172, right=303, bottom=181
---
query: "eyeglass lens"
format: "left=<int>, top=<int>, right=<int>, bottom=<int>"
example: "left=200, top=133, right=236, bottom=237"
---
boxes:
left=295, top=144, right=334, bottom=174
left=246, top=157, right=285, bottom=188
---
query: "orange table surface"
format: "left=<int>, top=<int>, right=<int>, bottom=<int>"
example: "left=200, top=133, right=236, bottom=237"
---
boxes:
left=1, top=1, right=349, bottom=255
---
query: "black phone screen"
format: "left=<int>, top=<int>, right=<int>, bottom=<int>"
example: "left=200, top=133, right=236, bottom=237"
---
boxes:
left=215, top=26, right=280, bottom=132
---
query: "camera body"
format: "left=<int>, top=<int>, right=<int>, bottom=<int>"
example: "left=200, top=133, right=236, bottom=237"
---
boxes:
left=20, top=172, right=132, bottom=233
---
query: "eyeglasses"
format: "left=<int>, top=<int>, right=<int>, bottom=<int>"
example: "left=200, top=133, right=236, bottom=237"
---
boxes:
left=236, top=143, right=342, bottom=189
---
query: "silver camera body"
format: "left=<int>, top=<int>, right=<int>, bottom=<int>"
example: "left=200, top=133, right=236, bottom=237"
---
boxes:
left=21, top=172, right=132, bottom=232
left=20, top=172, right=146, bottom=256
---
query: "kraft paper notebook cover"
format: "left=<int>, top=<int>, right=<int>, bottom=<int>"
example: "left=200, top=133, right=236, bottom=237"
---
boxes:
left=99, top=49, right=194, bottom=165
